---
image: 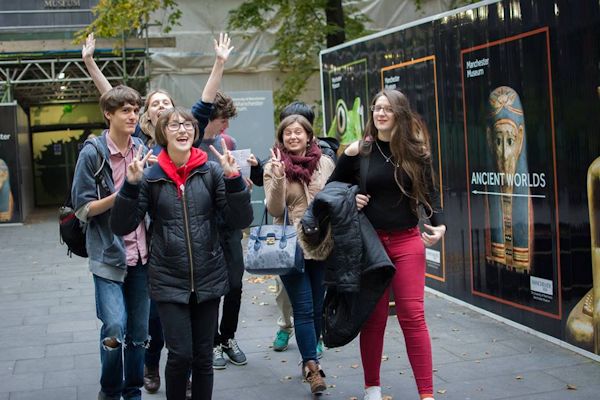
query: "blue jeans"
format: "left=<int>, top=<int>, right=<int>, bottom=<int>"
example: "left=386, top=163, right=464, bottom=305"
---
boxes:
left=94, top=264, right=150, bottom=400
left=280, top=259, right=325, bottom=363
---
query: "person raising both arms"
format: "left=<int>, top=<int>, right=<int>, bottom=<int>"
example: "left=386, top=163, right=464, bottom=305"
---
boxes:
left=82, top=32, right=233, bottom=148
left=327, top=89, right=445, bottom=400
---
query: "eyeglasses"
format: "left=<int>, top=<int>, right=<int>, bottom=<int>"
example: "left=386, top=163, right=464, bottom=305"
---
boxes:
left=370, top=105, right=394, bottom=115
left=166, top=121, right=195, bottom=132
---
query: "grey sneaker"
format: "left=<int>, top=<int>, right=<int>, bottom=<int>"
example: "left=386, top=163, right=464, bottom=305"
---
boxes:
left=213, top=345, right=227, bottom=369
left=222, top=338, right=248, bottom=365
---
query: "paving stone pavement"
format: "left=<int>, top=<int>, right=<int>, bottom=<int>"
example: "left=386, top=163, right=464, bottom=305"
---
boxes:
left=1, top=208, right=599, bottom=400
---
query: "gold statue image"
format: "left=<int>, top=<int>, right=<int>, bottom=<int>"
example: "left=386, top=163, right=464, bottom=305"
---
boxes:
left=484, top=86, right=534, bottom=273
left=566, top=156, right=600, bottom=354
left=0, top=158, right=14, bottom=222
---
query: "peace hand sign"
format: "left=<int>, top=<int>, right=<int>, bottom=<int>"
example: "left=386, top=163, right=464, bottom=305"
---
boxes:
left=269, top=147, right=284, bottom=178
left=82, top=33, right=96, bottom=60
left=209, top=138, right=239, bottom=177
left=126, top=146, right=152, bottom=185
left=214, top=32, right=234, bottom=63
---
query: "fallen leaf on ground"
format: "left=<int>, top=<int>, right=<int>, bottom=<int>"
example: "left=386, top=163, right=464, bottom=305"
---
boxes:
left=382, top=396, right=393, bottom=400
left=515, top=375, right=523, bottom=380
left=247, top=275, right=274, bottom=284
left=328, top=384, right=336, bottom=388
left=351, top=364, right=359, bottom=369
left=437, top=389, right=447, bottom=394
left=566, top=384, right=577, bottom=390
left=381, top=355, right=389, bottom=361
left=349, top=397, right=358, bottom=400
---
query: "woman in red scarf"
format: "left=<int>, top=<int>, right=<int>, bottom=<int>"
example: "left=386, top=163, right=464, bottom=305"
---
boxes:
left=111, top=107, right=253, bottom=400
left=264, top=114, right=335, bottom=394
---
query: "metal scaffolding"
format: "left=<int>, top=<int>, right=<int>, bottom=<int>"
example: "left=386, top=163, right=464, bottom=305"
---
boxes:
left=0, top=51, right=147, bottom=106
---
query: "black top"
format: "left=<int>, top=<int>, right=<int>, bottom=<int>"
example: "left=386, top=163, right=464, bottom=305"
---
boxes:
left=327, top=139, right=444, bottom=230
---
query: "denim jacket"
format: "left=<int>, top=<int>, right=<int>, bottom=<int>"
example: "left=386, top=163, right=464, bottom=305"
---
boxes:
left=71, top=131, right=146, bottom=282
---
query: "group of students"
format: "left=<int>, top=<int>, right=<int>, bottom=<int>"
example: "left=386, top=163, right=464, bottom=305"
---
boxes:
left=72, top=32, right=445, bottom=400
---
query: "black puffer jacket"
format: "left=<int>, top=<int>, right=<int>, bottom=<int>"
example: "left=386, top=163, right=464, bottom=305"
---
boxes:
left=111, top=161, right=253, bottom=304
left=299, top=181, right=395, bottom=347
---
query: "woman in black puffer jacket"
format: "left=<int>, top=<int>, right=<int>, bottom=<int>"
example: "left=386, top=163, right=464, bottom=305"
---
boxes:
left=111, top=107, right=252, bottom=400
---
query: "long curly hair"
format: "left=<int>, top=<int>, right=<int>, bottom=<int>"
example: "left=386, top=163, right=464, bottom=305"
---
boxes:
left=362, top=89, right=435, bottom=217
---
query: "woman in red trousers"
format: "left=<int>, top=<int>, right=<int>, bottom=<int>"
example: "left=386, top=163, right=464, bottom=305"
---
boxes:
left=327, top=89, right=446, bottom=400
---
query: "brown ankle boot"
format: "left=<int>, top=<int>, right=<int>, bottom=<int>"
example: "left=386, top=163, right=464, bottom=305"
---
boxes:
left=143, top=365, right=160, bottom=393
left=303, top=360, right=326, bottom=394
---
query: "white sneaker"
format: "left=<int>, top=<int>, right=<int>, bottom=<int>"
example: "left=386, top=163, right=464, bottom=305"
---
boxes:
left=363, top=386, right=382, bottom=400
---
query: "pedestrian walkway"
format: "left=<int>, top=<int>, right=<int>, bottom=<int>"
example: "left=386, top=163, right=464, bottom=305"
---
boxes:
left=0, top=208, right=599, bottom=400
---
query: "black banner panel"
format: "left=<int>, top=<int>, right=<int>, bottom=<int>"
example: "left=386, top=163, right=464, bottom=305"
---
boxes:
left=320, top=0, right=600, bottom=355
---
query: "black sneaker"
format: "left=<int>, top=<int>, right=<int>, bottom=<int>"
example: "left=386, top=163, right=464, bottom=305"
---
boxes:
left=222, top=338, right=247, bottom=365
left=213, top=345, right=227, bottom=369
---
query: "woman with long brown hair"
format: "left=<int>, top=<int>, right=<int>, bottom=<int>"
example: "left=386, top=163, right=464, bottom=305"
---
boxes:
left=328, top=89, right=445, bottom=400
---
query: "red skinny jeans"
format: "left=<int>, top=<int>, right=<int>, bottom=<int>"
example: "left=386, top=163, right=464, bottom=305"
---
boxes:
left=359, top=227, right=433, bottom=397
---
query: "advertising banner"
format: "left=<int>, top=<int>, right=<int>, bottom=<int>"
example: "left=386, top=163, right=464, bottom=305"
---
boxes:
left=462, top=28, right=560, bottom=318
left=325, top=59, right=369, bottom=146
left=320, top=0, right=600, bottom=355
left=0, top=106, right=21, bottom=224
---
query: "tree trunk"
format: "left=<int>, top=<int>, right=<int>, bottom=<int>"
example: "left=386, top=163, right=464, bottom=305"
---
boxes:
left=325, top=0, right=346, bottom=47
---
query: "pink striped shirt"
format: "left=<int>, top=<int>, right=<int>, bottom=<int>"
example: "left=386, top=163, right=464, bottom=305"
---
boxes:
left=106, top=134, right=149, bottom=266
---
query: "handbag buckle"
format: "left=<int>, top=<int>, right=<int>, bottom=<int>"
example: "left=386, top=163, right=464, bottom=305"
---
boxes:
left=266, top=233, right=276, bottom=245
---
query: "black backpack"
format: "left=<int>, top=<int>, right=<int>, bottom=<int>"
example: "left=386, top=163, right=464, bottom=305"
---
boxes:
left=59, top=138, right=106, bottom=258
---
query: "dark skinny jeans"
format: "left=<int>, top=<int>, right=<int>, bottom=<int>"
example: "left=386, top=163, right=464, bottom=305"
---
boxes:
left=157, top=296, right=219, bottom=400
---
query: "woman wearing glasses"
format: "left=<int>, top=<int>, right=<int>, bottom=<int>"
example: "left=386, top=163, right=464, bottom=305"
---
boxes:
left=110, top=107, right=253, bottom=400
left=327, top=90, right=445, bottom=400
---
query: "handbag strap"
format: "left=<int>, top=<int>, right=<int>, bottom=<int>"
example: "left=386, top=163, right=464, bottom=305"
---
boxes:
left=257, top=205, right=290, bottom=241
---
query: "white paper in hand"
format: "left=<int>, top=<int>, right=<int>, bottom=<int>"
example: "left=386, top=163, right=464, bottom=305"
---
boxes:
left=230, top=149, right=251, bottom=178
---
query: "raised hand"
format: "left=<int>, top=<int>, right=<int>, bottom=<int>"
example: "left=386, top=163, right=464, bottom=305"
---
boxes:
left=126, top=146, right=152, bottom=185
left=214, top=32, right=234, bottom=63
left=269, top=147, right=284, bottom=178
left=209, top=138, right=239, bottom=177
left=421, top=223, right=446, bottom=247
left=82, top=33, right=96, bottom=59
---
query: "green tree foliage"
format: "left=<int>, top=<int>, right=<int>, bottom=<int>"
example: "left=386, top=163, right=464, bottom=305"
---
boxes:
left=227, top=0, right=370, bottom=114
left=74, top=0, right=181, bottom=47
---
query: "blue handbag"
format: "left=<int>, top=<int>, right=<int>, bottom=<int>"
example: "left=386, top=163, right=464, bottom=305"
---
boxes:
left=245, top=206, right=304, bottom=275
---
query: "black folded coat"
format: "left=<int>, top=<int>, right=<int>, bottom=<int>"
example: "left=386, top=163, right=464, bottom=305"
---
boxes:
left=298, top=181, right=395, bottom=348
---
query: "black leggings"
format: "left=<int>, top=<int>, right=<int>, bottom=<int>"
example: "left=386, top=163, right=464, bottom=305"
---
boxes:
left=157, top=297, right=219, bottom=400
